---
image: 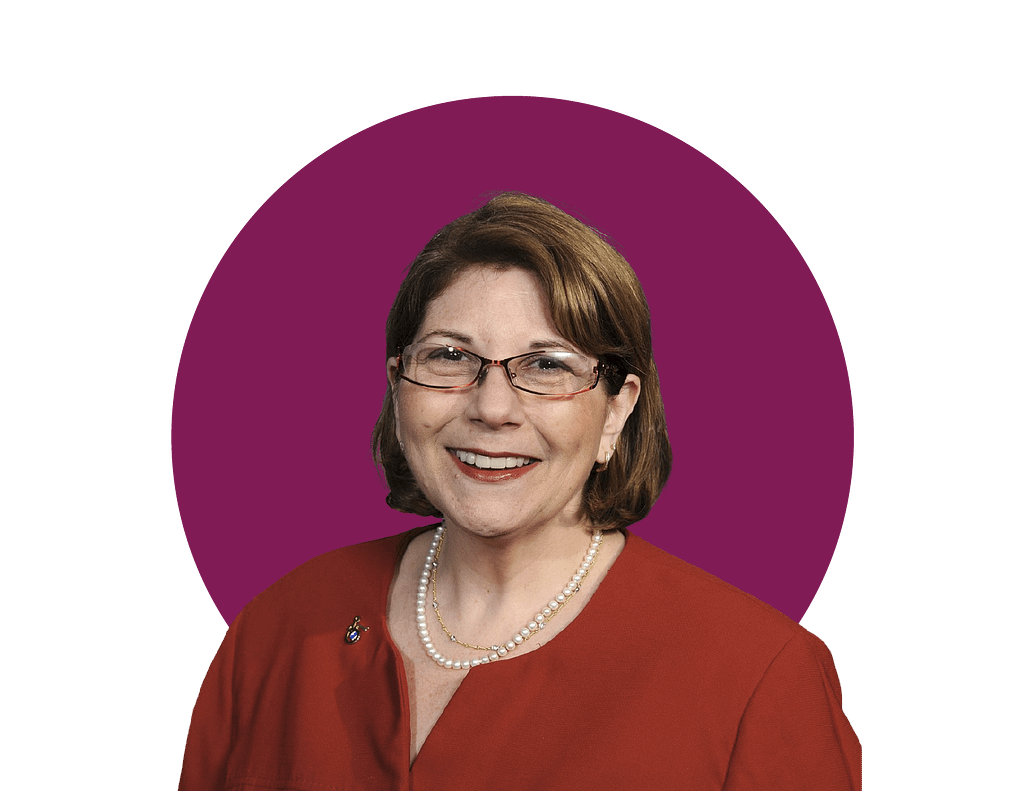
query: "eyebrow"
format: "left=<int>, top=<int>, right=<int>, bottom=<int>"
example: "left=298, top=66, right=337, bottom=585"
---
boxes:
left=417, top=330, right=577, bottom=353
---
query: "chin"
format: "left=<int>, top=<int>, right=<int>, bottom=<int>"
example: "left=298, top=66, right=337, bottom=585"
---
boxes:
left=440, top=500, right=581, bottom=540
left=442, top=512, right=519, bottom=539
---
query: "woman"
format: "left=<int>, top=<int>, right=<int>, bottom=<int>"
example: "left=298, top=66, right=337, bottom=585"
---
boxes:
left=180, top=193, right=860, bottom=790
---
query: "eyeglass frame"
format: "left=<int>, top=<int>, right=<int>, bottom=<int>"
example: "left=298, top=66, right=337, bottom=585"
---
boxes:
left=395, top=344, right=615, bottom=397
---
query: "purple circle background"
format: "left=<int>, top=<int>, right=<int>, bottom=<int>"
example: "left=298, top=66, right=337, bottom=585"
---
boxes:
left=172, top=97, right=853, bottom=625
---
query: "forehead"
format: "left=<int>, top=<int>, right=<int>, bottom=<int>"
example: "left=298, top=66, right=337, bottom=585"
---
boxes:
left=417, top=267, right=565, bottom=350
left=435, top=266, right=543, bottom=304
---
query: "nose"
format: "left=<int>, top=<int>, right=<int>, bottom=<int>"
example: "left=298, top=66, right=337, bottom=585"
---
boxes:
left=465, top=362, right=525, bottom=428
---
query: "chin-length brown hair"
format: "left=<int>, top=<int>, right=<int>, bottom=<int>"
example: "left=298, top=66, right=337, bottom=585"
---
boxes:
left=372, top=192, right=671, bottom=529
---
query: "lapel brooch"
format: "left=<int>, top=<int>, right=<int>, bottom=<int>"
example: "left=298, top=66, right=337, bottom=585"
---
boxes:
left=344, top=615, right=369, bottom=644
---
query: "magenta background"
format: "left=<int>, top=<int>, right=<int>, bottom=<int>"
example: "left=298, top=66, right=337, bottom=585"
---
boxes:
left=172, top=97, right=853, bottom=625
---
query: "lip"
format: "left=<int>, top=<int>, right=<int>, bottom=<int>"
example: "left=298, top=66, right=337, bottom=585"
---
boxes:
left=449, top=448, right=539, bottom=482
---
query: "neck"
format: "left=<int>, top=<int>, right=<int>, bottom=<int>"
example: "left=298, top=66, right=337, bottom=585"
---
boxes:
left=433, top=518, right=606, bottom=627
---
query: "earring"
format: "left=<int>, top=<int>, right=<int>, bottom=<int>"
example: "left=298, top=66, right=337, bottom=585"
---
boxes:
left=399, top=441, right=405, bottom=453
left=604, top=451, right=611, bottom=464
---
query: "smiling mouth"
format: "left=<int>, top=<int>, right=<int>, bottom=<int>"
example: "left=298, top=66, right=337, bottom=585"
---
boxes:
left=451, top=449, right=539, bottom=470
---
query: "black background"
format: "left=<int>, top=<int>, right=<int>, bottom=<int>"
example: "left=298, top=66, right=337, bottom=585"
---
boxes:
left=169, top=97, right=864, bottom=770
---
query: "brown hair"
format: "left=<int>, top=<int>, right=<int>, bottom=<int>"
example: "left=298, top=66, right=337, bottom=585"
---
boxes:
left=372, top=193, right=671, bottom=528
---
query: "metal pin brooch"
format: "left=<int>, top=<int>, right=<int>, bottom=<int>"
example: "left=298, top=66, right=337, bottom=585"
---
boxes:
left=344, top=615, right=369, bottom=644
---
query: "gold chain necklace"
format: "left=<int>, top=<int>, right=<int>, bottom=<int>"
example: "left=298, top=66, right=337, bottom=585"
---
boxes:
left=416, top=524, right=603, bottom=670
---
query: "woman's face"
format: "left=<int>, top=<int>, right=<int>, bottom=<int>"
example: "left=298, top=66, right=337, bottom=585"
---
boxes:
left=389, top=267, right=640, bottom=539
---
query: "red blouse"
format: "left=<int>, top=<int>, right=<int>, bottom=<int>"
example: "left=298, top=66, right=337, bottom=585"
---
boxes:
left=180, top=528, right=860, bottom=790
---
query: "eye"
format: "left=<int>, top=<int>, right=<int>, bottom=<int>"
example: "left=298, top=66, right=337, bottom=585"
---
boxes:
left=417, top=345, right=481, bottom=377
left=519, top=353, right=583, bottom=377
left=426, top=345, right=469, bottom=363
left=530, top=355, right=572, bottom=372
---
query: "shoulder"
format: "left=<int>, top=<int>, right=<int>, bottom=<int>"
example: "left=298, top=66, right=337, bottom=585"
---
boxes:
left=579, top=529, right=858, bottom=782
left=247, top=532, right=400, bottom=609
left=614, top=530, right=829, bottom=675
left=228, top=527, right=429, bottom=647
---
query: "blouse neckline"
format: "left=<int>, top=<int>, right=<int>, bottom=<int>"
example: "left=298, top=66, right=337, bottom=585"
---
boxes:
left=378, top=524, right=633, bottom=769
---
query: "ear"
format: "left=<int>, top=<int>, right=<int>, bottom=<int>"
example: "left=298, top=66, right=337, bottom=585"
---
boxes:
left=387, top=357, right=402, bottom=442
left=598, top=374, right=641, bottom=463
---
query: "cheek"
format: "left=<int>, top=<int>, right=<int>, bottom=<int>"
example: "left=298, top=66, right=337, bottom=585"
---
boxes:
left=397, top=392, right=457, bottom=443
left=542, top=403, right=607, bottom=455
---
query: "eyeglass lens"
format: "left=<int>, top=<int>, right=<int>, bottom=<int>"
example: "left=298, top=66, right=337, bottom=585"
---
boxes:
left=402, top=343, right=598, bottom=395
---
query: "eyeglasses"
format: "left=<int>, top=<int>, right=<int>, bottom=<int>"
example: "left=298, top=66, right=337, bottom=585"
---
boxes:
left=397, top=342, right=611, bottom=396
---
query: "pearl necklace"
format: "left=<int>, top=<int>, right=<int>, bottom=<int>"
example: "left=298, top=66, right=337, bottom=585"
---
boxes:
left=415, top=524, right=603, bottom=671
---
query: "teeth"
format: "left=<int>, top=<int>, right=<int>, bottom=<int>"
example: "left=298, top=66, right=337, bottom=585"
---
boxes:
left=454, top=450, right=534, bottom=470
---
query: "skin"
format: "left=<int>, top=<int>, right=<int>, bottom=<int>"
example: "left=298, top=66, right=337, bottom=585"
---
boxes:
left=384, top=267, right=641, bottom=763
